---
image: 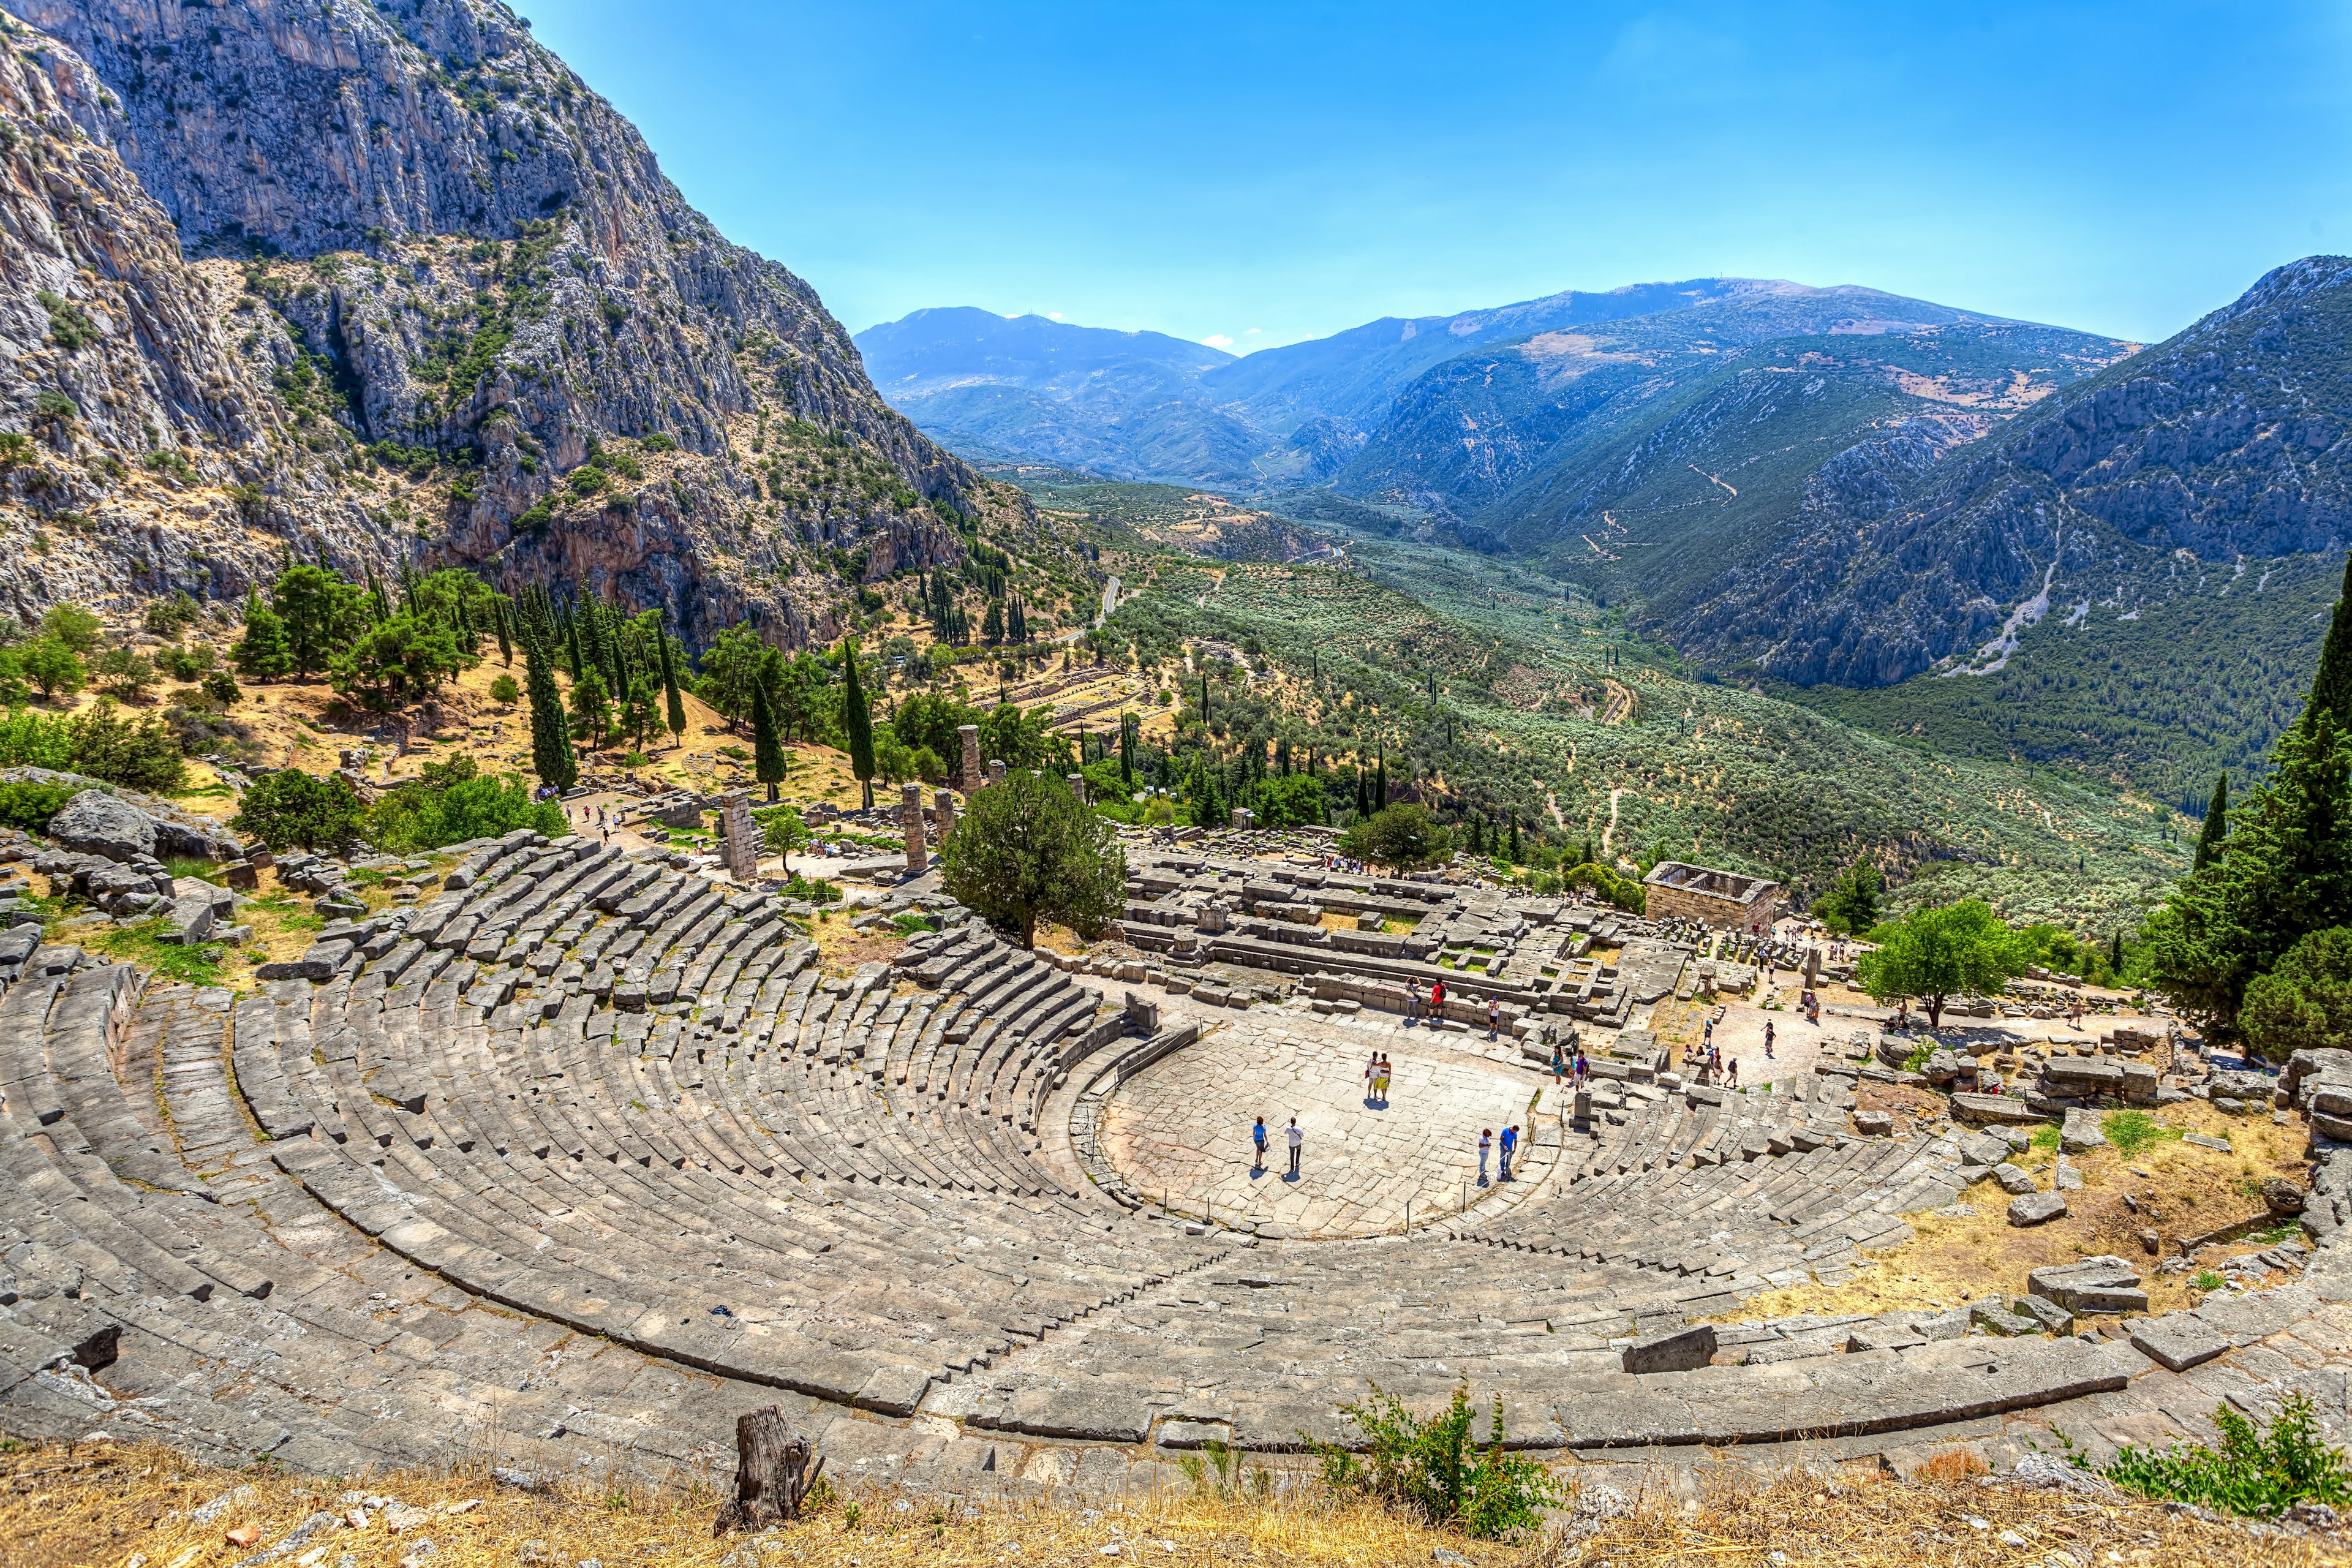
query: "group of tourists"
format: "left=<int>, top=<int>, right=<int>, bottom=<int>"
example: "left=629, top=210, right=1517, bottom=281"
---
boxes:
left=1362, top=1053, right=1393, bottom=1106
left=1403, top=976, right=1449, bottom=1025
left=1477, top=1124, right=1523, bottom=1185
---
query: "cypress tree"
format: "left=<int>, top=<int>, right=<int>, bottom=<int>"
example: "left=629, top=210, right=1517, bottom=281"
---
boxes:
left=565, top=612, right=586, bottom=682
left=1354, top=765, right=1369, bottom=817
left=494, top=598, right=513, bottom=666
left=2110, top=930, right=2125, bottom=973
left=1200, top=670, right=1210, bottom=725
left=2307, top=555, right=2352, bottom=734
left=842, top=639, right=876, bottom=811
left=1508, top=815, right=1521, bottom=862
left=1375, top=752, right=1387, bottom=810
left=522, top=627, right=577, bottom=793
left=2192, top=773, right=2230, bottom=872
left=456, top=594, right=475, bottom=652
left=658, top=622, right=687, bottom=745
left=751, top=680, right=786, bottom=802
left=1119, top=713, right=1135, bottom=785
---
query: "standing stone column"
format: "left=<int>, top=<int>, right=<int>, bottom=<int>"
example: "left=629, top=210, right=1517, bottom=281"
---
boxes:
left=1066, top=773, right=1087, bottom=805
left=935, top=787, right=957, bottom=845
left=958, top=725, right=981, bottom=790
left=719, top=790, right=759, bottom=882
left=989, top=760, right=1006, bottom=786
left=901, top=782, right=929, bottom=874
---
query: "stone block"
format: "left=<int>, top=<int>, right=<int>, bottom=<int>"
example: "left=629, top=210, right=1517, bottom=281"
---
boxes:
left=2128, top=1315, right=2230, bottom=1373
left=1952, top=1093, right=2046, bottom=1125
left=1970, top=1303, right=2042, bottom=1337
left=2008, top=1191, right=2068, bottom=1226
left=2011, top=1295, right=2074, bottom=1335
left=2060, top=1107, right=2106, bottom=1153
left=1991, top=1163, right=2038, bottom=1196
left=1621, top=1322, right=1716, bottom=1373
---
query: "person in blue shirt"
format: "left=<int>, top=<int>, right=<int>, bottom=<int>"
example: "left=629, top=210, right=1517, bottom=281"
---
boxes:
left=1251, top=1116, right=1267, bottom=1174
left=1499, top=1123, right=1518, bottom=1181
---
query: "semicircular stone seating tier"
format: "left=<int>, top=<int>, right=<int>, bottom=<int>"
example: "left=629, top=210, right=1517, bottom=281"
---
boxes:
left=0, top=827, right=2344, bottom=1497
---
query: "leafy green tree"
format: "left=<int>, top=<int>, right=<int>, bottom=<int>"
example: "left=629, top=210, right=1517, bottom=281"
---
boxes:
left=893, top=691, right=979, bottom=762
left=1815, top=859, right=1883, bottom=935
left=329, top=612, right=469, bottom=710
left=696, top=620, right=768, bottom=730
left=1254, top=771, right=1326, bottom=828
left=751, top=678, right=786, bottom=802
left=755, top=802, right=809, bottom=861
left=39, top=601, right=100, bottom=655
left=841, top=638, right=876, bottom=810
left=18, top=634, right=84, bottom=701
left=88, top=646, right=156, bottom=701
left=273, top=565, right=369, bottom=679
left=1342, top=804, right=1456, bottom=872
left=2193, top=773, right=2230, bottom=873
left=940, top=768, right=1125, bottom=948
left=568, top=664, right=611, bottom=742
left=489, top=673, right=520, bottom=704
left=522, top=632, right=577, bottom=793
left=230, top=767, right=365, bottom=853
left=2239, top=926, right=2352, bottom=1063
left=623, top=673, right=662, bottom=753
left=1856, top=900, right=2029, bottom=1030
left=200, top=669, right=240, bottom=706
left=233, top=589, right=293, bottom=680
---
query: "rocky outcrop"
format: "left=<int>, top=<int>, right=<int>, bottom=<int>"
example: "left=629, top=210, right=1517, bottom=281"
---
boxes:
left=0, top=0, right=1062, bottom=649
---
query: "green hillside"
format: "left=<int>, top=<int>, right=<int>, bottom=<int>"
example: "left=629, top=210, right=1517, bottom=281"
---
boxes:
left=1054, top=480, right=2188, bottom=935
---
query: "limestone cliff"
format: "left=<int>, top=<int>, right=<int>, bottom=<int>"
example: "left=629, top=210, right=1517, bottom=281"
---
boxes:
left=0, top=0, right=1059, bottom=648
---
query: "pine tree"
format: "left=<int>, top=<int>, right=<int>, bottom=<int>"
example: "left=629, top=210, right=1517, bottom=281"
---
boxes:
left=842, top=639, right=876, bottom=811
left=522, top=627, right=577, bottom=793
left=2192, top=773, right=2230, bottom=872
left=750, top=679, right=786, bottom=802
left=658, top=621, right=687, bottom=746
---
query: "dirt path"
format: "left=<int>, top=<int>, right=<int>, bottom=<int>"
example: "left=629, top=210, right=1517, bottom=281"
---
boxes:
left=1599, top=786, right=1624, bottom=854
left=1690, top=464, right=1738, bottom=499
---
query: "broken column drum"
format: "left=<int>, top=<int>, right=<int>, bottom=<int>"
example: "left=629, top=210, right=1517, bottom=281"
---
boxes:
left=902, top=782, right=929, bottom=874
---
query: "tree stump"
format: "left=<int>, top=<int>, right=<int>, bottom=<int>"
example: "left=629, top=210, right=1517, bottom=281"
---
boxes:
left=712, top=1406, right=823, bottom=1536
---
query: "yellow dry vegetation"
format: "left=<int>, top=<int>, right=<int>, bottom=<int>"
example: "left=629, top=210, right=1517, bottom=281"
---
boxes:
left=1711, top=1099, right=2305, bottom=1325
left=2, top=1436, right=2339, bottom=1568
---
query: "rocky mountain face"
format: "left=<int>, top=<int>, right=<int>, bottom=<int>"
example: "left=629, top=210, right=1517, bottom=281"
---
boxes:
left=0, top=0, right=1030, bottom=648
left=0, top=12, right=402, bottom=616
left=1665, top=255, right=2352, bottom=689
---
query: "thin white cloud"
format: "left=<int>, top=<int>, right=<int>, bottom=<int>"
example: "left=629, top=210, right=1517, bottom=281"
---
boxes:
left=1245, top=328, right=1262, bottom=336
left=1046, top=312, right=1065, bottom=321
left=1202, top=333, right=1235, bottom=349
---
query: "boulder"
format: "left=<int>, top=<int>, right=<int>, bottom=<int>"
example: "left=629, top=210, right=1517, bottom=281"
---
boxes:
left=2008, top=1191, right=2068, bottom=1226
left=2264, top=1178, right=2310, bottom=1216
left=1923, top=1049, right=1960, bottom=1085
left=48, top=790, right=155, bottom=863
left=1852, top=1109, right=1894, bottom=1136
left=1621, top=1323, right=1716, bottom=1374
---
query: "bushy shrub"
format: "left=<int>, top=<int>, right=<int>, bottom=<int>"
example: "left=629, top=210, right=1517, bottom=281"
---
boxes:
left=231, top=767, right=364, bottom=853
left=2088, top=1392, right=2351, bottom=1517
left=365, top=755, right=564, bottom=853
left=489, top=673, right=520, bottom=704
left=1560, top=861, right=1646, bottom=912
left=0, top=700, right=187, bottom=792
left=0, top=780, right=75, bottom=831
left=1311, top=1383, right=1560, bottom=1539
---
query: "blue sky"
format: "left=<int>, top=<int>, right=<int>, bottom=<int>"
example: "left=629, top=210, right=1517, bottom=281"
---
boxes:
left=518, top=1, right=2352, bottom=351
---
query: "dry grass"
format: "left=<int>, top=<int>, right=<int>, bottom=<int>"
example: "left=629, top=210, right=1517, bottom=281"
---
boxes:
left=1709, top=1099, right=2307, bottom=1325
left=3, top=1437, right=2342, bottom=1568
left=805, top=910, right=910, bottom=978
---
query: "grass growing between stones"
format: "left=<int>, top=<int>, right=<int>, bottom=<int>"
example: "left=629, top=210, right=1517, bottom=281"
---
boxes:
left=1707, top=1101, right=2309, bottom=1324
left=3, top=1436, right=2343, bottom=1568
left=77, top=916, right=226, bottom=989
